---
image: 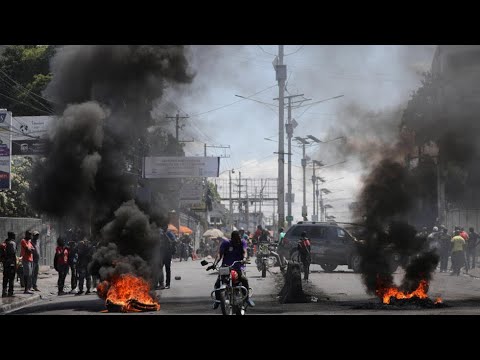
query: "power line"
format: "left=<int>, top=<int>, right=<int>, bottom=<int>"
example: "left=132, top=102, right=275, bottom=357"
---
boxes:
left=296, top=95, right=344, bottom=119
left=0, top=91, right=53, bottom=115
left=0, top=74, right=55, bottom=116
left=190, top=84, right=277, bottom=117
left=0, top=69, right=54, bottom=114
left=256, top=45, right=276, bottom=56
left=284, top=45, right=304, bottom=57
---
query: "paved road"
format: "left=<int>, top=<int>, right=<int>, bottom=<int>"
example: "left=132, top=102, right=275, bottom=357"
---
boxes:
left=6, top=259, right=480, bottom=315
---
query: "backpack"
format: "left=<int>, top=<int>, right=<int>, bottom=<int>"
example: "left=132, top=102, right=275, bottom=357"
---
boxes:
left=298, top=238, right=311, bottom=259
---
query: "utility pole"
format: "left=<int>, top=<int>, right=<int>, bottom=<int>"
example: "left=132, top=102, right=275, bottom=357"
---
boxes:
left=295, top=138, right=310, bottom=221
left=259, top=179, right=263, bottom=226
left=437, top=156, right=446, bottom=225
left=312, top=162, right=317, bottom=221
left=311, top=160, right=324, bottom=221
left=319, top=186, right=324, bottom=222
left=166, top=113, right=189, bottom=142
left=229, top=170, right=233, bottom=232
left=275, top=45, right=286, bottom=230
left=284, top=94, right=304, bottom=227
left=254, top=186, right=257, bottom=229
left=245, top=179, right=250, bottom=232
left=238, top=171, right=242, bottom=212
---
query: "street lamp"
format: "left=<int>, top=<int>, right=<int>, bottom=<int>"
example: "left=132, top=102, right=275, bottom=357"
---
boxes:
left=219, top=169, right=235, bottom=231
left=310, top=160, right=324, bottom=221
left=294, top=135, right=320, bottom=221
left=323, top=204, right=334, bottom=221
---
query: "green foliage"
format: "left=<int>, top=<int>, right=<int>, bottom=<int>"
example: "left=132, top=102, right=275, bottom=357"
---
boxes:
left=0, top=45, right=56, bottom=116
left=0, top=157, right=36, bottom=217
left=207, top=181, right=221, bottom=202
left=401, top=71, right=440, bottom=145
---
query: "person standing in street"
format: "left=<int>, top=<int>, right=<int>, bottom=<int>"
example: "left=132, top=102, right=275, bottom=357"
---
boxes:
left=451, top=229, right=466, bottom=276
left=67, top=239, right=78, bottom=293
left=31, top=231, right=41, bottom=291
left=54, top=237, right=69, bottom=295
left=297, top=231, right=311, bottom=281
left=75, top=237, right=93, bottom=295
left=467, top=227, right=479, bottom=269
left=156, top=224, right=176, bottom=290
left=1, top=232, right=17, bottom=297
left=20, top=230, right=34, bottom=294
left=439, top=226, right=451, bottom=272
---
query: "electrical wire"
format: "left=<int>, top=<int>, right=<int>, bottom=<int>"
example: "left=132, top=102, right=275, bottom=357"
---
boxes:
left=284, top=45, right=304, bottom=57
left=0, top=69, right=54, bottom=114
left=256, top=45, right=276, bottom=56
left=190, top=84, right=277, bottom=117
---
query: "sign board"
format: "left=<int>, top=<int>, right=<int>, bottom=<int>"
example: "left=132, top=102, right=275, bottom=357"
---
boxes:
left=301, top=205, right=308, bottom=217
left=0, top=110, right=12, bottom=189
left=190, top=203, right=206, bottom=211
left=11, top=116, right=52, bottom=156
left=285, top=193, right=295, bottom=203
left=143, top=156, right=220, bottom=178
left=180, top=181, right=204, bottom=202
left=286, top=215, right=294, bottom=221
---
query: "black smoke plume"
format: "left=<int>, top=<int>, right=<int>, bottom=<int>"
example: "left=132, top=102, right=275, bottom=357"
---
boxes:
left=355, top=133, right=439, bottom=296
left=28, top=45, right=193, bottom=283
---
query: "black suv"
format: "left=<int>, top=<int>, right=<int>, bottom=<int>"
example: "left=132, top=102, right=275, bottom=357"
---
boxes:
left=278, top=221, right=399, bottom=273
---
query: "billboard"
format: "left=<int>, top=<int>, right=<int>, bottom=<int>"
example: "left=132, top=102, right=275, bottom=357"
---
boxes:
left=180, top=180, right=204, bottom=203
left=143, top=156, right=220, bottom=178
left=11, top=116, right=52, bottom=156
left=0, top=110, right=12, bottom=189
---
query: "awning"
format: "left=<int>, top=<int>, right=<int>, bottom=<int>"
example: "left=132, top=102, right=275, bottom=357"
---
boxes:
left=179, top=225, right=193, bottom=235
left=168, top=224, right=178, bottom=234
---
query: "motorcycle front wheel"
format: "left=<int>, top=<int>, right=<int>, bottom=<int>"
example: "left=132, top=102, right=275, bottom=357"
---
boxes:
left=262, top=262, right=267, bottom=278
left=219, top=291, right=233, bottom=315
left=234, top=306, right=245, bottom=315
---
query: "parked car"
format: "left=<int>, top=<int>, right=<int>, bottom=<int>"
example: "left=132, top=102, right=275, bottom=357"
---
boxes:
left=278, top=221, right=400, bottom=273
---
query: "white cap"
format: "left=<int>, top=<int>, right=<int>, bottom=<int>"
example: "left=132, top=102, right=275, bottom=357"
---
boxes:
left=433, top=226, right=438, bottom=232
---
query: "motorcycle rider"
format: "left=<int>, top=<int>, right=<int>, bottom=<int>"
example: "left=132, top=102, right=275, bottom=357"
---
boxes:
left=208, top=230, right=255, bottom=308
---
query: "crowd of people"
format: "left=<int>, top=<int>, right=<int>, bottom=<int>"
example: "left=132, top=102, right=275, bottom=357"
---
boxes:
left=423, top=225, right=479, bottom=276
left=1, top=229, right=43, bottom=297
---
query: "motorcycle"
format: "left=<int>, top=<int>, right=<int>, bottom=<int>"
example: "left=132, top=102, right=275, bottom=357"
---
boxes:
left=255, top=243, right=284, bottom=278
left=201, top=259, right=252, bottom=316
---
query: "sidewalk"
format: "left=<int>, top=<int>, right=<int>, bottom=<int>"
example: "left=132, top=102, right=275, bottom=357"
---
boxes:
left=466, top=267, right=480, bottom=278
left=0, top=265, right=60, bottom=314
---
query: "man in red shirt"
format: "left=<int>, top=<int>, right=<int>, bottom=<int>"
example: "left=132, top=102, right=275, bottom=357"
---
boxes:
left=54, top=237, right=69, bottom=295
left=20, top=230, right=34, bottom=294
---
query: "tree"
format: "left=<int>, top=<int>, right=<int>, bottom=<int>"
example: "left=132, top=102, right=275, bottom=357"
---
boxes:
left=0, top=157, right=36, bottom=217
left=0, top=45, right=56, bottom=116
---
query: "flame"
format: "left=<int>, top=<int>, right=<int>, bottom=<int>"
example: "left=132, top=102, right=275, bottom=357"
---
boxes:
left=434, top=297, right=443, bottom=304
left=376, top=279, right=429, bottom=304
left=97, top=274, right=160, bottom=312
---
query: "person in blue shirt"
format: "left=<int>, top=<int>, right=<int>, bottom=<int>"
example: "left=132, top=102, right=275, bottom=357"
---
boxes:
left=210, top=230, right=254, bottom=308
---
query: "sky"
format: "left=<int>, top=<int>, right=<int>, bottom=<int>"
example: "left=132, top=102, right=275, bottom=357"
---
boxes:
left=154, top=45, right=437, bottom=225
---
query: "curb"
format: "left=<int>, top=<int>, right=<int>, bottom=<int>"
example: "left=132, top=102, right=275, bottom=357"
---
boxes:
left=0, top=294, right=41, bottom=314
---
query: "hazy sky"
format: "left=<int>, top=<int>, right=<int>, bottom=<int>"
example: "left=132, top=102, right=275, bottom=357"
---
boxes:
left=156, top=45, right=437, bottom=224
